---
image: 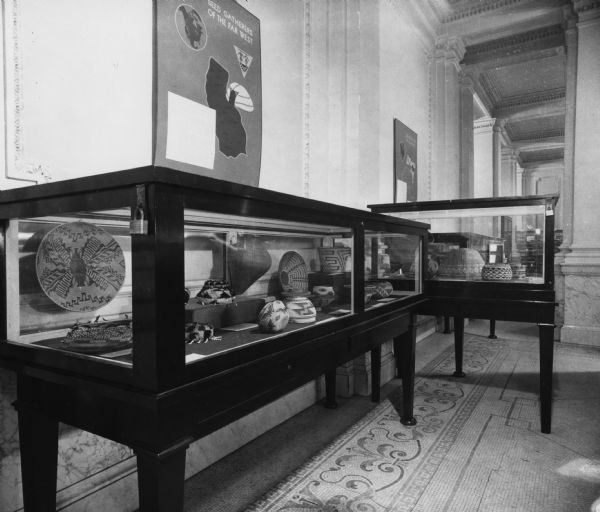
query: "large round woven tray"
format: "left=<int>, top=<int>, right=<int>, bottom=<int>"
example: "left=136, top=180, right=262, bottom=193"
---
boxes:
left=36, top=221, right=126, bottom=312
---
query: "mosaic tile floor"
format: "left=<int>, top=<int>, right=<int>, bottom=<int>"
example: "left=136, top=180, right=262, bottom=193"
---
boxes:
left=185, top=322, right=600, bottom=512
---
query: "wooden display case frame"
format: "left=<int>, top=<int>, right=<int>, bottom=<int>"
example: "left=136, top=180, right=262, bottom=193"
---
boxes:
left=0, top=166, right=430, bottom=511
left=370, top=194, right=558, bottom=434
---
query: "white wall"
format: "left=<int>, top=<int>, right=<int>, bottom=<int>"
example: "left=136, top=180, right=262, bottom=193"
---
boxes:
left=7, top=0, right=152, bottom=183
left=375, top=1, right=432, bottom=204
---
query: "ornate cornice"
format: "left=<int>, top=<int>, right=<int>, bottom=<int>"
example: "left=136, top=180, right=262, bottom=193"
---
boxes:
left=494, top=88, right=566, bottom=111
left=441, top=0, right=529, bottom=24
left=574, top=0, right=600, bottom=23
left=508, top=127, right=565, bottom=141
left=573, top=0, right=600, bottom=14
left=464, top=24, right=564, bottom=58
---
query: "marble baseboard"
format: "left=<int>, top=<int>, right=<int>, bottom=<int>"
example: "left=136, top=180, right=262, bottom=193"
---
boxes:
left=560, top=324, right=600, bottom=347
left=185, top=382, right=318, bottom=480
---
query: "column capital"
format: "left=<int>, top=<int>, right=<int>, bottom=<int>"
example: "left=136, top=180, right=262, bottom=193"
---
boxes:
left=459, top=70, right=475, bottom=91
left=501, top=147, right=519, bottom=161
left=474, top=116, right=495, bottom=130
left=493, top=118, right=506, bottom=132
left=434, top=36, right=466, bottom=69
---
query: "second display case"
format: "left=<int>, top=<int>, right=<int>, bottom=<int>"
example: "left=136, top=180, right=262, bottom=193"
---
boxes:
left=369, top=194, right=558, bottom=434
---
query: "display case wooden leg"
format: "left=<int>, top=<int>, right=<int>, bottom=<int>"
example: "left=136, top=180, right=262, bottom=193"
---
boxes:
left=398, top=315, right=417, bottom=426
left=539, top=323, right=554, bottom=434
left=443, top=315, right=452, bottom=333
left=488, top=319, right=497, bottom=339
left=17, top=403, right=59, bottom=511
left=453, top=316, right=466, bottom=377
left=393, top=335, right=403, bottom=379
left=324, top=368, right=338, bottom=409
left=136, top=442, right=188, bottom=512
left=371, top=345, right=381, bottom=403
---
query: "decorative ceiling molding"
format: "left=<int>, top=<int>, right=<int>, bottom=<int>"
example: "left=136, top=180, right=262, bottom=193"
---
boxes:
left=506, top=125, right=564, bottom=141
left=494, top=91, right=565, bottom=113
left=440, top=0, right=527, bottom=24
left=462, top=24, right=564, bottom=65
left=573, top=0, right=600, bottom=14
left=512, top=137, right=564, bottom=152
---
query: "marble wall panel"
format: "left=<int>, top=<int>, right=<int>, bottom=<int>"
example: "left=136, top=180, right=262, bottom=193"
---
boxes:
left=564, top=275, right=600, bottom=327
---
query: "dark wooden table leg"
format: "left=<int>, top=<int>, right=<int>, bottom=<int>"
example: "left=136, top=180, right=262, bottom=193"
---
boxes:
left=443, top=315, right=451, bottom=333
left=539, top=323, right=554, bottom=434
left=398, top=314, right=417, bottom=426
left=16, top=376, right=59, bottom=512
left=136, top=441, right=189, bottom=512
left=488, top=319, right=497, bottom=339
left=17, top=404, right=59, bottom=511
left=324, top=368, right=338, bottom=409
left=393, top=335, right=402, bottom=379
left=453, top=316, right=466, bottom=377
left=371, top=345, right=381, bottom=403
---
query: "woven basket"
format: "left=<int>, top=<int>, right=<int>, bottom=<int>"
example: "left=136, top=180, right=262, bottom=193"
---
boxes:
left=481, top=263, right=513, bottom=281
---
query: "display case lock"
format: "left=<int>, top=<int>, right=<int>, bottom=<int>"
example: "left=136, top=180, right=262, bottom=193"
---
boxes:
left=130, top=185, right=148, bottom=235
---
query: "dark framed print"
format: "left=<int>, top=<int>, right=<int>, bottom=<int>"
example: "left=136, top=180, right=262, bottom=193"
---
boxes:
left=393, top=119, right=417, bottom=202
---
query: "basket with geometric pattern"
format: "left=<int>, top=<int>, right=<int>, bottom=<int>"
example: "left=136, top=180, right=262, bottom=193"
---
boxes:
left=481, top=263, right=513, bottom=281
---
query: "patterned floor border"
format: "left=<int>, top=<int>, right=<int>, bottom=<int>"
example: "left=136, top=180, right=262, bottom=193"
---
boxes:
left=246, top=335, right=510, bottom=512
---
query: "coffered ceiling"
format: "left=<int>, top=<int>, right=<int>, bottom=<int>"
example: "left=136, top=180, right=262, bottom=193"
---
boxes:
left=433, top=0, right=571, bottom=168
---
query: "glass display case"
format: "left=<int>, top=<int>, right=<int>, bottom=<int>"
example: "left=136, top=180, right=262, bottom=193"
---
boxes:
left=369, top=195, right=558, bottom=434
left=370, top=195, right=557, bottom=290
left=1, top=167, right=428, bottom=389
left=0, top=167, right=430, bottom=512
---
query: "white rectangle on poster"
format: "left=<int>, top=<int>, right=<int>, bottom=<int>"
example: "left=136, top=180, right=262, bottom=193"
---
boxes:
left=166, top=91, right=216, bottom=169
left=396, top=180, right=407, bottom=202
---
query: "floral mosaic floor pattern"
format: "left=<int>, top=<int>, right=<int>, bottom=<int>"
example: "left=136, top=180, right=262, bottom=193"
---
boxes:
left=246, top=334, right=600, bottom=512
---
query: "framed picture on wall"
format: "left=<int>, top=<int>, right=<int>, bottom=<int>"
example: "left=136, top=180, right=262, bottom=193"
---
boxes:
left=393, top=119, right=417, bottom=202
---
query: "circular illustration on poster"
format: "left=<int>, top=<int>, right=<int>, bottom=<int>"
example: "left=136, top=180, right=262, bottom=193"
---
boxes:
left=175, top=4, right=208, bottom=51
left=36, top=221, right=126, bottom=312
left=226, top=82, right=254, bottom=112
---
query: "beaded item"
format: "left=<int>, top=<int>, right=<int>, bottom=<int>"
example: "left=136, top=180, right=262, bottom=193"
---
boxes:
left=62, top=317, right=132, bottom=351
left=185, top=322, right=222, bottom=343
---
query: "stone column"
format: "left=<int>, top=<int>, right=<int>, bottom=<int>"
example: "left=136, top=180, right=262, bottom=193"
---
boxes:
left=492, top=119, right=505, bottom=197
left=501, top=148, right=518, bottom=197
left=557, top=7, right=578, bottom=261
left=561, top=1, right=600, bottom=346
left=459, top=72, right=475, bottom=199
left=516, top=165, right=524, bottom=197
left=473, top=117, right=495, bottom=197
left=431, top=36, right=465, bottom=201
left=554, top=6, right=578, bottom=340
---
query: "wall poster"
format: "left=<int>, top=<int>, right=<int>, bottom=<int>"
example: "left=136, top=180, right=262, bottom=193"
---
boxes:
left=155, top=0, right=262, bottom=186
left=393, top=119, right=417, bottom=202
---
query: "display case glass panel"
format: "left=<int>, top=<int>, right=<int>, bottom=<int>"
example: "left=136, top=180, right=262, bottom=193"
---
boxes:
left=9, top=209, right=133, bottom=365
left=182, top=209, right=354, bottom=363
left=364, top=231, right=422, bottom=311
left=381, top=203, right=548, bottom=284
